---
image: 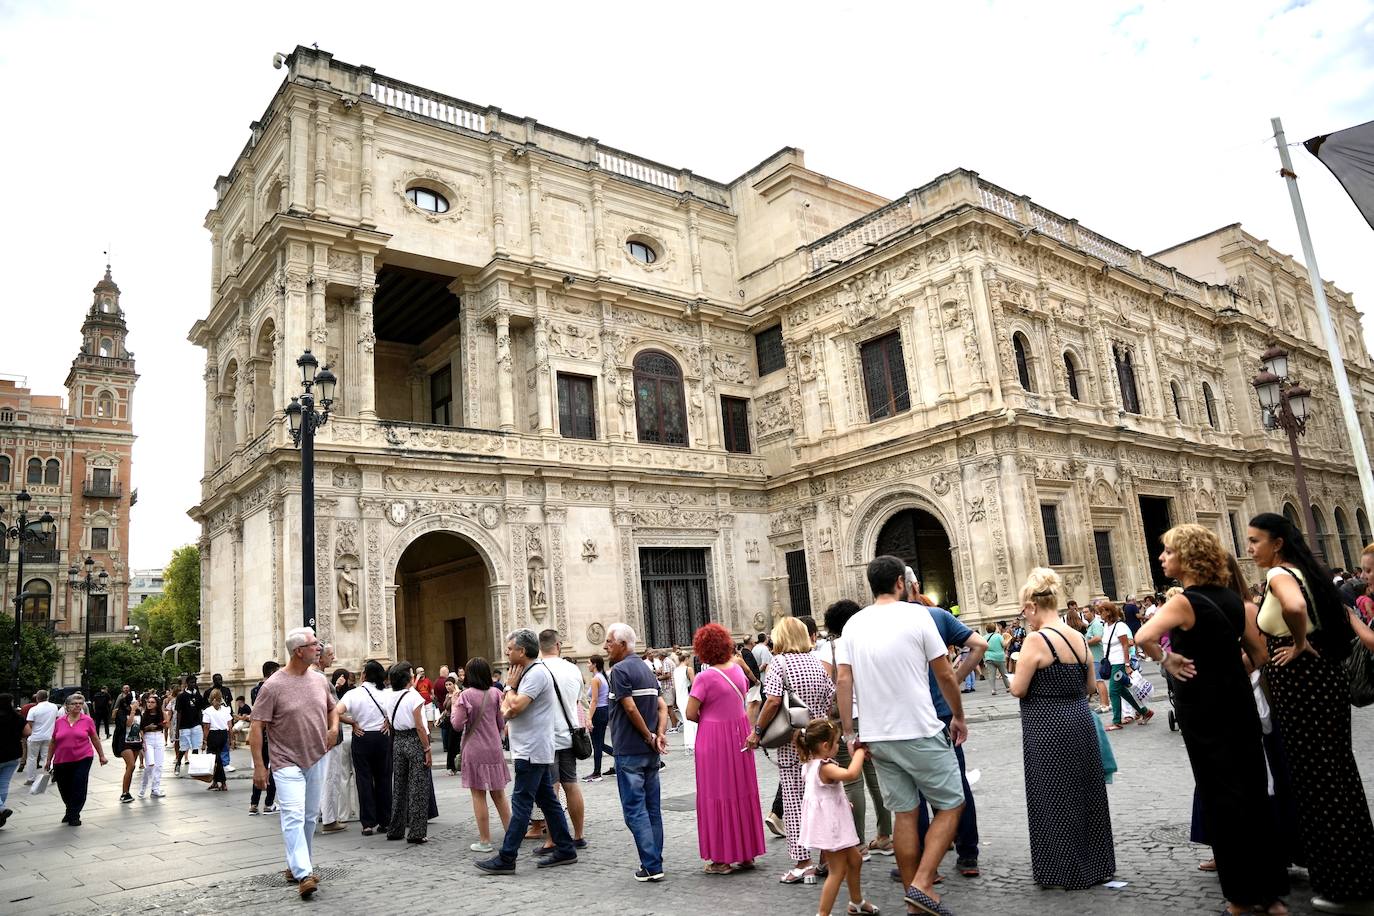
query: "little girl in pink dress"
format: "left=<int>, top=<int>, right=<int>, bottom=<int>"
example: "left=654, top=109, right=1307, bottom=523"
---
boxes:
left=796, top=719, right=878, bottom=916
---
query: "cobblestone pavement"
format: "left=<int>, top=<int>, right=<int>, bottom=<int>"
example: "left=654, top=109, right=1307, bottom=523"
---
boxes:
left=2, top=672, right=1372, bottom=915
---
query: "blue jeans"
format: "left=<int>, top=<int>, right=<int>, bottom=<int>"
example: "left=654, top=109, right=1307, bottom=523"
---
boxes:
left=0, top=757, right=18, bottom=808
left=614, top=753, right=664, bottom=874
left=916, top=719, right=979, bottom=860
left=274, top=758, right=327, bottom=880
left=499, top=759, right=574, bottom=863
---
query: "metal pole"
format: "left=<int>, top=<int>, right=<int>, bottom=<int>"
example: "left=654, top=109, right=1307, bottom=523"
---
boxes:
left=1288, top=403, right=1325, bottom=566
left=82, top=589, right=91, bottom=696
left=10, top=534, right=24, bottom=693
left=1272, top=117, right=1374, bottom=525
left=301, top=398, right=316, bottom=632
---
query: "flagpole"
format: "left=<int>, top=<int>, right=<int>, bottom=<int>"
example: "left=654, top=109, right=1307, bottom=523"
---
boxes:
left=1272, top=116, right=1374, bottom=537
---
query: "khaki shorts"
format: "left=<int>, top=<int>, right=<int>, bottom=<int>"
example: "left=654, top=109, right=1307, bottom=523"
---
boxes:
left=868, top=732, right=965, bottom=813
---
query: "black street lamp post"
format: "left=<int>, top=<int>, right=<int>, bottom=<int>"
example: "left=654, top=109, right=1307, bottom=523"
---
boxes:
left=1252, top=343, right=1323, bottom=564
left=1, top=489, right=57, bottom=692
left=284, top=350, right=336, bottom=632
left=69, top=556, right=109, bottom=696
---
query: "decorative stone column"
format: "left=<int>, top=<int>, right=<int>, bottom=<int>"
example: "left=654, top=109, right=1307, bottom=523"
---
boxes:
left=359, top=110, right=376, bottom=228
left=312, top=106, right=331, bottom=219
left=231, top=518, right=245, bottom=678
left=496, top=308, right=515, bottom=431
left=356, top=281, right=377, bottom=418
left=686, top=205, right=704, bottom=297
left=533, top=297, right=554, bottom=434
left=527, top=154, right=544, bottom=266
left=591, top=176, right=607, bottom=276
left=490, top=147, right=507, bottom=257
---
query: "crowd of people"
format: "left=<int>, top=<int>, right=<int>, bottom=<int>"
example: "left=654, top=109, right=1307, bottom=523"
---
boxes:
left=2, top=511, right=1373, bottom=915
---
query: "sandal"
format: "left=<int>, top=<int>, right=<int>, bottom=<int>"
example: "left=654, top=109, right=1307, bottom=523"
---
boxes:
left=732, top=860, right=756, bottom=871
left=779, top=865, right=817, bottom=884
left=1198, top=858, right=1217, bottom=872
left=848, top=901, right=881, bottom=914
left=868, top=837, right=895, bottom=856
left=703, top=863, right=735, bottom=875
left=1138, top=709, right=1155, bottom=725
left=1104, top=723, right=1124, bottom=731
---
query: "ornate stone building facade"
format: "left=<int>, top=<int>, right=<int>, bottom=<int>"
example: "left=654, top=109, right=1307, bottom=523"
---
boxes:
left=192, top=46, right=1374, bottom=680
left=2, top=267, right=138, bottom=683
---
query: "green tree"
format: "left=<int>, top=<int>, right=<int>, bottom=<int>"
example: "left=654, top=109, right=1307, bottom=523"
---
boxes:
left=0, top=612, right=62, bottom=694
left=131, top=545, right=201, bottom=673
left=83, top=639, right=172, bottom=692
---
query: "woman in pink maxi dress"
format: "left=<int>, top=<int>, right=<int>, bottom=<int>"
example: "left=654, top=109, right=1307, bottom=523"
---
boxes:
left=687, top=623, right=766, bottom=874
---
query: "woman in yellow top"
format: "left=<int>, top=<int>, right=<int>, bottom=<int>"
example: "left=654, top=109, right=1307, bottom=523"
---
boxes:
left=1248, top=511, right=1374, bottom=912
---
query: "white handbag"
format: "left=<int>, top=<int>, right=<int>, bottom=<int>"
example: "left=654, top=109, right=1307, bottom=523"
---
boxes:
left=187, top=749, right=215, bottom=779
left=28, top=771, right=51, bottom=795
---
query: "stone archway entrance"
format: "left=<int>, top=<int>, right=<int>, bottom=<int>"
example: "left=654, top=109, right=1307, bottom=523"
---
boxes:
left=394, top=531, right=492, bottom=674
left=875, top=508, right=958, bottom=608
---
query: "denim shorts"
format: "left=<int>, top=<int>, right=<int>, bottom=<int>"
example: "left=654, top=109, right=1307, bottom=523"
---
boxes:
left=867, top=732, right=964, bottom=813
left=178, top=727, right=201, bottom=750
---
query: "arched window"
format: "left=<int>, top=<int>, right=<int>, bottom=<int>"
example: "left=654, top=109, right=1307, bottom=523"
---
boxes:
left=44, top=459, right=59, bottom=485
left=1360, top=508, right=1373, bottom=546
left=1335, top=507, right=1356, bottom=571
left=1170, top=381, right=1184, bottom=421
left=96, top=391, right=114, bottom=418
left=0, top=456, right=8, bottom=483
left=633, top=351, right=688, bottom=446
left=1312, top=505, right=1334, bottom=562
left=26, top=457, right=42, bottom=484
left=98, top=337, right=113, bottom=358
left=1013, top=333, right=1033, bottom=392
left=1063, top=352, right=1080, bottom=400
left=1283, top=502, right=1303, bottom=533
left=1202, top=383, right=1219, bottom=429
left=21, top=579, right=50, bottom=624
left=1113, top=345, right=1140, bottom=414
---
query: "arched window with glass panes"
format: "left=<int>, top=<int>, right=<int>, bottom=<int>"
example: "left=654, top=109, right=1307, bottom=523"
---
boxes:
left=1112, top=345, right=1141, bottom=414
left=44, top=458, right=59, bottom=485
left=1013, top=332, right=1033, bottom=392
left=1202, top=383, right=1219, bottom=429
left=1063, top=352, right=1080, bottom=400
left=26, top=457, right=42, bottom=484
left=0, top=456, right=8, bottom=484
left=633, top=351, right=688, bottom=446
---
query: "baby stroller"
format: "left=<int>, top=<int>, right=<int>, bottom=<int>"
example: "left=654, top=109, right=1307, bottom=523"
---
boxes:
left=1159, top=632, right=1180, bottom=732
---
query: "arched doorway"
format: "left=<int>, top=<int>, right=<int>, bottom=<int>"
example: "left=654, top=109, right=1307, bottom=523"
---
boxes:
left=394, top=531, right=492, bottom=675
left=875, top=508, right=958, bottom=608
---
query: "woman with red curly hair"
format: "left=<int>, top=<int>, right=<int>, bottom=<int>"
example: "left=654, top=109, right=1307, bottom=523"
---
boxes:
left=686, top=622, right=765, bottom=874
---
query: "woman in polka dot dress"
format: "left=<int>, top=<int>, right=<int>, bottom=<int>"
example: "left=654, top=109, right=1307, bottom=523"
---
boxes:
left=1011, top=567, right=1115, bottom=890
left=1249, top=512, right=1374, bottom=911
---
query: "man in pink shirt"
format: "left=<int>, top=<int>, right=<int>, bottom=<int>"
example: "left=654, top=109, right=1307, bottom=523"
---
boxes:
left=252, top=627, right=338, bottom=900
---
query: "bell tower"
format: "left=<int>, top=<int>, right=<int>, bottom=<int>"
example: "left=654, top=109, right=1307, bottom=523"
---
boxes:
left=66, top=264, right=137, bottom=427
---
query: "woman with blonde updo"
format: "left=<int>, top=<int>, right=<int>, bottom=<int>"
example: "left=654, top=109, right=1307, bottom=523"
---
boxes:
left=1010, top=567, right=1115, bottom=889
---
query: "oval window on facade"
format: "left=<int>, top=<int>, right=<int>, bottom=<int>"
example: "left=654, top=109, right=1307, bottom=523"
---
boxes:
left=406, top=187, right=450, bottom=213
left=627, top=240, right=657, bottom=264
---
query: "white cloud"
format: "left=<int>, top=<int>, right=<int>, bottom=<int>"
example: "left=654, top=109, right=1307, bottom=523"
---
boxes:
left=2, top=0, right=1372, bottom=567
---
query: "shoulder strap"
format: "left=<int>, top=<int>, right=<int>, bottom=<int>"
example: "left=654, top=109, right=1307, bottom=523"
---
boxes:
left=713, top=665, right=747, bottom=706
left=391, top=689, right=412, bottom=723
left=1036, top=630, right=1062, bottom=661
left=540, top=662, right=577, bottom=731
left=364, top=684, right=387, bottom=721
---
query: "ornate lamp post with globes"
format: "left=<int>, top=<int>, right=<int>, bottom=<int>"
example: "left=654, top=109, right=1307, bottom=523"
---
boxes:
left=283, top=349, right=337, bottom=631
left=1251, top=342, right=1324, bottom=565
left=1, top=489, right=56, bottom=692
left=69, top=556, right=109, bottom=695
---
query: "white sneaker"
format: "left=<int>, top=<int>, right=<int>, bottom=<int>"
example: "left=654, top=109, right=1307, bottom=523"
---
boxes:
left=225, top=765, right=237, bottom=772
left=152, top=790, right=166, bottom=798
left=470, top=841, right=494, bottom=853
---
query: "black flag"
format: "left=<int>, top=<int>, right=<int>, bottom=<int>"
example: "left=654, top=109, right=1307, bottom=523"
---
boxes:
left=1306, top=119, right=1374, bottom=231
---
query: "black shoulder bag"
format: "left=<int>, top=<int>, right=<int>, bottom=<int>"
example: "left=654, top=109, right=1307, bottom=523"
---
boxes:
left=542, top=663, right=593, bottom=760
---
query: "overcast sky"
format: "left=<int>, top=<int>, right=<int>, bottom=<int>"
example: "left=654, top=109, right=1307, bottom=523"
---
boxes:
left=1, top=0, right=1371, bottom=570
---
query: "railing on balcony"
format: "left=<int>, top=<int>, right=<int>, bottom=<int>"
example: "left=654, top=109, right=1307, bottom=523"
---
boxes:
left=87, top=616, right=111, bottom=634
left=82, top=480, right=123, bottom=499
left=596, top=148, right=680, bottom=192
left=22, top=547, right=60, bottom=565
left=367, top=77, right=488, bottom=133
left=808, top=198, right=915, bottom=272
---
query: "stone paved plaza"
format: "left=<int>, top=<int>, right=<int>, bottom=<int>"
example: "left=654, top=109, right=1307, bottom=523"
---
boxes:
left=3, top=673, right=1372, bottom=915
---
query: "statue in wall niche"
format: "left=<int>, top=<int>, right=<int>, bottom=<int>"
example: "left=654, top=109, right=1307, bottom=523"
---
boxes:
left=528, top=561, right=547, bottom=608
left=337, top=561, right=359, bottom=613
left=581, top=539, right=598, bottom=563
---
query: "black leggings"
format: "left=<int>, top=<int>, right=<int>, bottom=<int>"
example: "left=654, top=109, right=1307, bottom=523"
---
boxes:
left=53, top=756, right=93, bottom=821
left=207, top=730, right=228, bottom=784
left=251, top=735, right=276, bottom=806
left=446, top=724, right=460, bottom=773
left=590, top=706, right=611, bottom=776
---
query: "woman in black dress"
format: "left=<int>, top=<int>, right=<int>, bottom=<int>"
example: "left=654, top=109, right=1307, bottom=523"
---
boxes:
left=1248, top=512, right=1374, bottom=913
left=1136, top=524, right=1289, bottom=916
left=1010, top=567, right=1115, bottom=889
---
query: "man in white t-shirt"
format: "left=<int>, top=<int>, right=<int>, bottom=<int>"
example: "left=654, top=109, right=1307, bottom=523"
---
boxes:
left=751, top=634, right=773, bottom=672
left=22, top=690, right=59, bottom=783
left=837, top=555, right=965, bottom=916
left=528, top=628, right=588, bottom=852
